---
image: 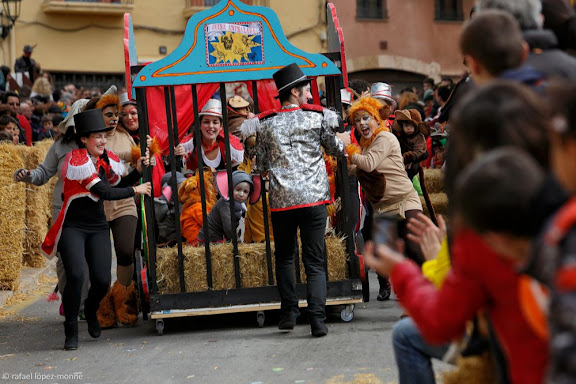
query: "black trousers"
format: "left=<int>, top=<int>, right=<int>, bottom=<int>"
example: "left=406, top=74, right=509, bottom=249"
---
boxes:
left=58, top=226, right=112, bottom=322
left=271, top=205, right=327, bottom=319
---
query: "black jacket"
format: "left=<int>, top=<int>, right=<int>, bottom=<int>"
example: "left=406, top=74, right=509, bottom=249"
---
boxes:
left=524, top=29, right=576, bottom=81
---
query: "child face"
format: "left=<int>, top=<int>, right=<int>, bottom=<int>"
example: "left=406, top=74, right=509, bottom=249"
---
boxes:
left=402, top=121, right=416, bottom=135
left=200, top=115, right=222, bottom=142
left=233, top=181, right=251, bottom=203
left=3, top=122, right=19, bottom=144
left=81, top=132, right=107, bottom=157
left=550, top=133, right=576, bottom=193
left=42, top=120, right=53, bottom=131
left=433, top=146, right=445, bottom=167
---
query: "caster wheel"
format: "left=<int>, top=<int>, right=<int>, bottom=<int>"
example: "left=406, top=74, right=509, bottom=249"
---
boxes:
left=257, top=312, right=265, bottom=328
left=156, top=319, right=164, bottom=336
left=341, top=305, right=355, bottom=322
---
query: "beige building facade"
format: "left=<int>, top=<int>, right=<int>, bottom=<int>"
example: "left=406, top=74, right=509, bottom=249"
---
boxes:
left=6, top=0, right=328, bottom=88
left=330, top=0, right=475, bottom=89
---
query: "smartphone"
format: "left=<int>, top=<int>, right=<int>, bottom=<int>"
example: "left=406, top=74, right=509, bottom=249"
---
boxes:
left=372, top=213, right=399, bottom=247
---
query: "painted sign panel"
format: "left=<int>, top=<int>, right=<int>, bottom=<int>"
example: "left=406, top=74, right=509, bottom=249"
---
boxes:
left=206, top=22, right=264, bottom=67
left=132, top=0, right=341, bottom=87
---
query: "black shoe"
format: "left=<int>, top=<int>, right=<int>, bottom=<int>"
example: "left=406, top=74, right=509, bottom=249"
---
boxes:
left=310, top=318, right=328, bottom=337
left=64, top=321, right=78, bottom=350
left=84, top=302, right=101, bottom=338
left=377, top=276, right=391, bottom=301
left=278, top=313, right=298, bottom=330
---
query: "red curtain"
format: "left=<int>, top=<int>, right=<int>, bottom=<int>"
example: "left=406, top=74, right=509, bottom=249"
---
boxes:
left=245, top=79, right=281, bottom=112
left=143, top=80, right=280, bottom=196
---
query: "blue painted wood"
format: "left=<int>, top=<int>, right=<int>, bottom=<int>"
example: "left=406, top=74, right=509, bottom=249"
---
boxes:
left=132, top=0, right=340, bottom=87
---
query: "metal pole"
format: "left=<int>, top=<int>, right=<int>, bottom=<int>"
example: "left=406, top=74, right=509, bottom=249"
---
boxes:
left=192, top=85, right=213, bottom=289
left=219, top=82, right=241, bottom=289
left=251, top=81, right=274, bottom=286
left=135, top=86, right=158, bottom=294
left=166, top=86, right=186, bottom=292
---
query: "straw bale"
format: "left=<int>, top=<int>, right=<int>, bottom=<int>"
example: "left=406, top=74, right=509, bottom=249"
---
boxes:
left=422, top=168, right=444, bottom=194
left=238, top=243, right=274, bottom=288
left=156, top=235, right=349, bottom=294
left=298, top=235, right=349, bottom=283
left=21, top=141, right=54, bottom=267
left=326, top=235, right=349, bottom=281
left=0, top=182, right=26, bottom=290
left=442, top=353, right=498, bottom=384
left=0, top=144, right=26, bottom=289
left=420, top=193, right=449, bottom=218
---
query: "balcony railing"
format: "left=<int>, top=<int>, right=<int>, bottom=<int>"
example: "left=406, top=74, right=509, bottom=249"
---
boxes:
left=42, top=0, right=135, bottom=16
left=184, top=0, right=270, bottom=18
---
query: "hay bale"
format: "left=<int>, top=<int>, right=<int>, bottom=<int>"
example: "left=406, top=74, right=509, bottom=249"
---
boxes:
left=442, top=353, right=498, bottom=384
left=21, top=141, right=54, bottom=268
left=326, top=235, right=349, bottom=281
left=420, top=193, right=449, bottom=218
left=156, top=235, right=349, bottom=294
left=422, top=168, right=444, bottom=194
left=238, top=243, right=274, bottom=288
left=0, top=143, right=26, bottom=289
left=298, top=235, right=349, bottom=283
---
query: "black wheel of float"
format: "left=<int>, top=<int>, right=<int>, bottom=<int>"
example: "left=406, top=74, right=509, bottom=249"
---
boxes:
left=257, top=311, right=265, bottom=328
left=155, top=319, right=164, bottom=336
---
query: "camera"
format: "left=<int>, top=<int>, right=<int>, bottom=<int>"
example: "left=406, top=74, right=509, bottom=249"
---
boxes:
left=372, top=213, right=399, bottom=247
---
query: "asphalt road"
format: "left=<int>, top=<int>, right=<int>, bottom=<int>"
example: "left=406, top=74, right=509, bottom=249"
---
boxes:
left=0, top=270, right=450, bottom=384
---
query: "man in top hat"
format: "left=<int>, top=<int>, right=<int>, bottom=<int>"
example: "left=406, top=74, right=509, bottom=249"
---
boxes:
left=252, top=63, right=350, bottom=337
left=14, top=45, right=37, bottom=83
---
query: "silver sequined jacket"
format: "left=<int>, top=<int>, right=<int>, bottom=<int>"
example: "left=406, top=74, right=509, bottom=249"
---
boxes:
left=254, top=105, right=345, bottom=211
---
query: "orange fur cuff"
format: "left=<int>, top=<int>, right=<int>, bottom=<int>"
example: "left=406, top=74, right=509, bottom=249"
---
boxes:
left=346, top=144, right=362, bottom=157
left=149, top=137, right=161, bottom=157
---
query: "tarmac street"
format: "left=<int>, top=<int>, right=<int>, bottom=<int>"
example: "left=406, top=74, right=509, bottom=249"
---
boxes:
left=0, top=269, right=451, bottom=384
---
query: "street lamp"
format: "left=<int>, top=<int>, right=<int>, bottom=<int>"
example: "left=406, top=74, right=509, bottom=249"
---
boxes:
left=0, top=0, right=21, bottom=40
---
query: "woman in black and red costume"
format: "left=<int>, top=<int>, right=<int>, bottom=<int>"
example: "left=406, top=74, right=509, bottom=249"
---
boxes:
left=41, top=109, right=151, bottom=351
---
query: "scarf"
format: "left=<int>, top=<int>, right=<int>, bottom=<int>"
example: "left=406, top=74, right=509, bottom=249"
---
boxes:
left=359, top=125, right=387, bottom=148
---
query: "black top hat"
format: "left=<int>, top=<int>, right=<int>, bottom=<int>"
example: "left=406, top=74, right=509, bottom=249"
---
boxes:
left=273, top=63, right=308, bottom=94
left=74, top=109, right=113, bottom=137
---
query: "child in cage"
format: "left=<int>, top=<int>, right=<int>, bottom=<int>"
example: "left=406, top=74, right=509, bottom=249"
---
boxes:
left=154, top=171, right=185, bottom=246
left=197, top=170, right=261, bottom=243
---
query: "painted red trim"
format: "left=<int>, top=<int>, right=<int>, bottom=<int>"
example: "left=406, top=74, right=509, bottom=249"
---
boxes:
left=556, top=266, right=576, bottom=292
left=270, top=200, right=331, bottom=212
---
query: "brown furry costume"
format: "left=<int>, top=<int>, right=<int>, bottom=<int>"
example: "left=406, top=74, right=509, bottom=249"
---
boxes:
left=393, top=109, right=430, bottom=180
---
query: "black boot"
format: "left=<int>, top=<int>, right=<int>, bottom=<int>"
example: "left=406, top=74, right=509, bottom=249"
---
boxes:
left=84, top=301, right=101, bottom=339
left=278, top=310, right=299, bottom=330
left=377, top=275, right=391, bottom=301
left=310, top=317, right=328, bottom=337
left=64, top=320, right=78, bottom=350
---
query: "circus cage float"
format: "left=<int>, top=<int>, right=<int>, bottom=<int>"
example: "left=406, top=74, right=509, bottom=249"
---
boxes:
left=124, top=0, right=368, bottom=335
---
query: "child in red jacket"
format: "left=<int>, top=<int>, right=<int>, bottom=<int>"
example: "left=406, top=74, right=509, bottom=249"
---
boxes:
left=365, top=148, right=549, bottom=384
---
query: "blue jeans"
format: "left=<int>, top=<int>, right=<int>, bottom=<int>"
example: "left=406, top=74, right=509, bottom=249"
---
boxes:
left=393, top=317, right=450, bottom=384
